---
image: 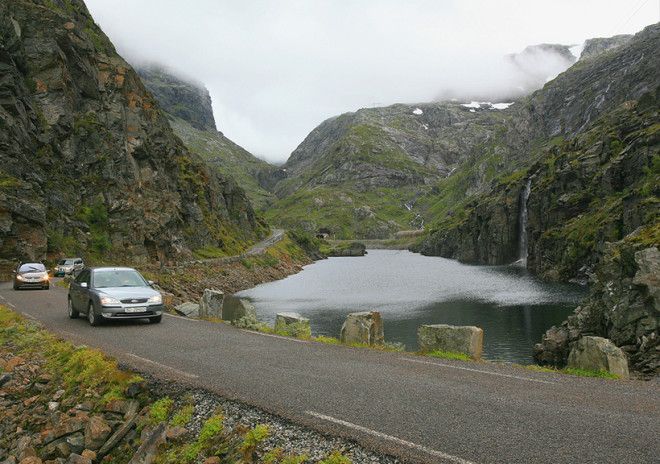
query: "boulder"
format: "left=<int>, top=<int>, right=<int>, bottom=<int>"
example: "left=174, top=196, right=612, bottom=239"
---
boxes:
left=84, top=416, right=112, bottom=451
left=222, top=295, right=257, bottom=322
left=174, top=302, right=199, bottom=318
left=418, top=324, right=483, bottom=360
left=567, top=336, right=630, bottom=379
left=340, top=311, right=384, bottom=346
left=275, top=312, right=311, bottom=338
left=199, top=289, right=224, bottom=319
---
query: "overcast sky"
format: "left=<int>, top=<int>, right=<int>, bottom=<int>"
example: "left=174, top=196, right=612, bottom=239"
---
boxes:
left=85, top=0, right=658, bottom=163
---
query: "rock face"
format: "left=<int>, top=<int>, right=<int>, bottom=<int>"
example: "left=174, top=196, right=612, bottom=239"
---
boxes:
left=199, top=289, right=224, bottom=319
left=535, top=243, right=659, bottom=377
left=339, top=312, right=384, bottom=346
left=567, top=336, right=630, bottom=379
left=222, top=295, right=256, bottom=322
left=135, top=66, right=276, bottom=210
left=135, top=65, right=216, bottom=132
left=417, top=324, right=483, bottom=360
left=275, top=312, right=311, bottom=338
left=0, top=0, right=263, bottom=263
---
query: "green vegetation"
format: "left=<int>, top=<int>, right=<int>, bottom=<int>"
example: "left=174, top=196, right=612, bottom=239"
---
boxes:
left=76, top=196, right=112, bottom=256
left=426, top=350, right=472, bottom=362
left=169, top=117, right=275, bottom=211
left=524, top=364, right=620, bottom=379
left=563, top=368, right=620, bottom=379
left=0, top=305, right=144, bottom=405
left=149, top=397, right=174, bottom=424
left=170, top=403, right=195, bottom=426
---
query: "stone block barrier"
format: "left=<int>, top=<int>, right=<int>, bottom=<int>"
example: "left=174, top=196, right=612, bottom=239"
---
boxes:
left=340, top=311, right=384, bottom=346
left=222, top=294, right=257, bottom=322
left=418, top=324, right=483, bottom=360
left=199, top=289, right=224, bottom=319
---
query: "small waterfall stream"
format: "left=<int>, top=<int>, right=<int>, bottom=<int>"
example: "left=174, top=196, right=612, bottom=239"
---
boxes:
left=518, top=178, right=532, bottom=265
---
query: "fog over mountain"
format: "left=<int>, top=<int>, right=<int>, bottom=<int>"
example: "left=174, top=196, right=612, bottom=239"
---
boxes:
left=85, top=0, right=657, bottom=163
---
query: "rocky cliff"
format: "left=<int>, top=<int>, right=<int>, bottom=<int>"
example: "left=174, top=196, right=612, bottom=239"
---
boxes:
left=0, top=0, right=265, bottom=264
left=417, top=23, right=659, bottom=280
left=134, top=66, right=276, bottom=210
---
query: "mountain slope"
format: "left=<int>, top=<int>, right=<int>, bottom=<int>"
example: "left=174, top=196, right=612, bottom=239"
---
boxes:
left=136, top=65, right=276, bottom=210
left=417, top=23, right=659, bottom=279
left=0, top=0, right=265, bottom=264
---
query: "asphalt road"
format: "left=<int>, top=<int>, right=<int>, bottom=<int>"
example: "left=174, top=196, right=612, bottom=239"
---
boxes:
left=1, top=282, right=658, bottom=464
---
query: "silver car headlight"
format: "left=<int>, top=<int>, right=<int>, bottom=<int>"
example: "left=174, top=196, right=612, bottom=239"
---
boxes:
left=16, top=275, right=25, bottom=281
left=100, top=296, right=121, bottom=306
left=147, top=294, right=162, bottom=304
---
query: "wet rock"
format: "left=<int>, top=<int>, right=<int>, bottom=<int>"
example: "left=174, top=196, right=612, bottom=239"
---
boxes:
left=18, top=457, right=41, bottom=464
left=84, top=416, right=112, bottom=451
left=223, top=295, right=257, bottom=322
left=174, top=302, right=199, bottom=318
left=165, top=426, right=188, bottom=442
left=127, top=422, right=167, bottom=464
left=567, top=336, right=630, bottom=379
left=340, top=312, right=384, bottom=346
left=199, top=289, right=224, bottom=319
left=0, top=373, right=11, bottom=387
left=64, top=455, right=90, bottom=464
left=418, top=324, right=484, bottom=360
left=275, top=313, right=311, bottom=338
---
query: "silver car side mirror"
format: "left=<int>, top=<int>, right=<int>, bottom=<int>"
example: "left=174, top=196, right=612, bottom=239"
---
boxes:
left=80, top=282, right=88, bottom=288
left=147, top=280, right=155, bottom=286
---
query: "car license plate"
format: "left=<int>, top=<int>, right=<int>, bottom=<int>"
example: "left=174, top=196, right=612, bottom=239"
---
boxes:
left=125, top=307, right=146, bottom=313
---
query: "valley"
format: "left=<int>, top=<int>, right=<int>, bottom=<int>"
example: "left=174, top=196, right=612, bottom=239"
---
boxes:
left=0, top=1, right=658, bottom=462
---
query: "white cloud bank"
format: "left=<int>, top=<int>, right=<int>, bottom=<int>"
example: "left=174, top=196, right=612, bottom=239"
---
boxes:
left=85, top=0, right=657, bottom=163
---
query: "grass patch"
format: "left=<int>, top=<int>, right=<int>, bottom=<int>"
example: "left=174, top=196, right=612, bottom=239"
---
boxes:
left=425, top=350, right=472, bottom=362
left=563, top=368, right=620, bottom=379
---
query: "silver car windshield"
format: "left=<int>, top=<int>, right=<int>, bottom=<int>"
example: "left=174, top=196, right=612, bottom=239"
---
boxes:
left=59, top=259, right=75, bottom=265
left=19, top=264, right=46, bottom=273
left=93, top=270, right=146, bottom=288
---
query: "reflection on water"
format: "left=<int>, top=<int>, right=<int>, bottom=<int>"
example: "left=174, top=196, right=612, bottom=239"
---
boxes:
left=237, top=250, right=586, bottom=363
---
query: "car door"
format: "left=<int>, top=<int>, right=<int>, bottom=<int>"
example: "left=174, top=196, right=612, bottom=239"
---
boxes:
left=71, top=270, right=90, bottom=310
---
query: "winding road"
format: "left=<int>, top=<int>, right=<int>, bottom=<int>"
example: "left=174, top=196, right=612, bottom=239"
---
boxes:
left=0, top=282, right=658, bottom=464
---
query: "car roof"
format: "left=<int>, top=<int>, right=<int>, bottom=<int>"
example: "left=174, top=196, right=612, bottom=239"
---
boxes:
left=62, top=257, right=82, bottom=260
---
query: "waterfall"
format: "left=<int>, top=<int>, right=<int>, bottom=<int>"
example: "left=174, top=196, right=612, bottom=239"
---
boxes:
left=518, top=178, right=532, bottom=265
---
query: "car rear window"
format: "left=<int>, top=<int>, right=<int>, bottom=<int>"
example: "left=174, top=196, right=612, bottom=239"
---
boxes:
left=19, top=263, right=46, bottom=273
left=93, top=269, right=146, bottom=288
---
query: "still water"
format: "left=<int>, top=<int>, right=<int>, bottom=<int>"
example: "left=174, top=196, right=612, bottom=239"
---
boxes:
left=237, top=250, right=586, bottom=363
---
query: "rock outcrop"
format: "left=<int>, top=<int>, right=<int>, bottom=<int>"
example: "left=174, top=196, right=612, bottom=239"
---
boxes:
left=535, top=242, right=659, bottom=378
left=135, top=66, right=276, bottom=210
left=567, top=336, right=630, bottom=379
left=0, top=0, right=263, bottom=263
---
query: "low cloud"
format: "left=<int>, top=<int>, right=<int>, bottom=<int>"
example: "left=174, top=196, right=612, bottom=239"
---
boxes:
left=86, top=0, right=656, bottom=163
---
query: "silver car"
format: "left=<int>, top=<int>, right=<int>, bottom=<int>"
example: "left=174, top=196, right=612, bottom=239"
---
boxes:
left=67, top=267, right=164, bottom=326
left=54, top=257, right=84, bottom=277
left=13, top=263, right=50, bottom=290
